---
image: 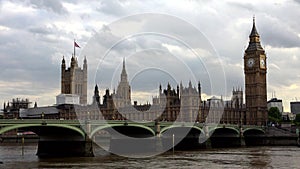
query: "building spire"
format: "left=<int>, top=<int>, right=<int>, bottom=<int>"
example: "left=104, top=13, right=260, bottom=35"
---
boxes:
left=246, top=16, right=263, bottom=52
left=83, top=56, right=87, bottom=70
left=93, top=84, right=100, bottom=104
left=123, top=57, right=125, bottom=70
left=250, top=15, right=259, bottom=38
left=62, top=56, right=65, bottom=64
left=84, top=55, right=87, bottom=63
left=121, top=57, right=128, bottom=82
left=61, top=56, right=66, bottom=70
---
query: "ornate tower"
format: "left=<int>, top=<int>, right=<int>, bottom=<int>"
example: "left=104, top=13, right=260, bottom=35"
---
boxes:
left=92, top=84, right=100, bottom=105
left=61, top=56, right=87, bottom=105
left=180, top=81, right=201, bottom=122
left=244, top=17, right=267, bottom=125
left=115, top=58, right=131, bottom=107
left=61, top=56, right=66, bottom=93
left=231, top=87, right=243, bottom=108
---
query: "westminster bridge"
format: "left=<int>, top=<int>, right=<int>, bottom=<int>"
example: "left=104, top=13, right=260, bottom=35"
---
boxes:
left=0, top=119, right=267, bottom=157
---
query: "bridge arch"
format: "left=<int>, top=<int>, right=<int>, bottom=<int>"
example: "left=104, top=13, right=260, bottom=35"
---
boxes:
left=209, top=126, right=241, bottom=148
left=159, top=125, right=204, bottom=150
left=90, top=123, right=155, bottom=137
left=160, top=125, right=204, bottom=136
left=243, top=128, right=266, bottom=146
left=0, top=124, right=85, bottom=138
left=209, top=126, right=240, bottom=136
left=243, top=128, right=265, bottom=135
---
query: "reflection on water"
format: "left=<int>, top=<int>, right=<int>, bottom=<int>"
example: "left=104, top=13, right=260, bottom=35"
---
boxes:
left=0, top=143, right=299, bottom=169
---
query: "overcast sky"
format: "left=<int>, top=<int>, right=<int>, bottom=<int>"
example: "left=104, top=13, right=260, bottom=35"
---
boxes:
left=1, top=0, right=300, bottom=112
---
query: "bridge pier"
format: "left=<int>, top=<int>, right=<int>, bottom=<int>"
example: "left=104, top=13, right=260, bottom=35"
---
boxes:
left=204, top=125, right=212, bottom=149
left=37, top=140, right=93, bottom=157
left=155, top=120, right=160, bottom=137
left=36, top=130, right=94, bottom=157
left=240, top=127, right=246, bottom=147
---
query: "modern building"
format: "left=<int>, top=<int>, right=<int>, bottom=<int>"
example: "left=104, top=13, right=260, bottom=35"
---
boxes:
left=290, top=101, right=300, bottom=114
left=267, top=98, right=283, bottom=113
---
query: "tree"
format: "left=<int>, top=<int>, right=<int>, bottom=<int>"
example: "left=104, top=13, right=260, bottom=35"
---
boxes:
left=292, top=114, right=300, bottom=126
left=295, top=114, right=300, bottom=123
left=268, top=107, right=281, bottom=123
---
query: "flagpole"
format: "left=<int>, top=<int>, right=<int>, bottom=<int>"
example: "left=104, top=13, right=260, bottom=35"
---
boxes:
left=74, top=39, right=76, bottom=57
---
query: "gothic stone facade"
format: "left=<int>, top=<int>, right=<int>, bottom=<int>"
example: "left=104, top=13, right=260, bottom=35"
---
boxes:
left=61, top=56, right=87, bottom=105
left=244, top=18, right=268, bottom=125
left=52, top=19, right=268, bottom=126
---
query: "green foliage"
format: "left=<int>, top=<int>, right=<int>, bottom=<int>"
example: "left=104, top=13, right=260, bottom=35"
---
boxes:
left=295, top=114, right=300, bottom=123
left=268, top=107, right=281, bottom=123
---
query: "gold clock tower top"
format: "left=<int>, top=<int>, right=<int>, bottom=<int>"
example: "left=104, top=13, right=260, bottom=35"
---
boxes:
left=246, top=17, right=264, bottom=52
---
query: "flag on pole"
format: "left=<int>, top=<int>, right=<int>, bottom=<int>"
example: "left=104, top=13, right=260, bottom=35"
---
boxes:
left=74, top=40, right=80, bottom=57
left=74, top=41, right=80, bottom=48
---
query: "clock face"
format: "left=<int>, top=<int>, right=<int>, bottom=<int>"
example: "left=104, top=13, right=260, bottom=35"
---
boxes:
left=247, top=58, right=254, bottom=68
left=260, top=59, right=265, bottom=68
left=260, top=55, right=266, bottom=69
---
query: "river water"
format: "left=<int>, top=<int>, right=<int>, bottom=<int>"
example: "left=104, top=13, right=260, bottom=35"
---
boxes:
left=0, top=143, right=299, bottom=169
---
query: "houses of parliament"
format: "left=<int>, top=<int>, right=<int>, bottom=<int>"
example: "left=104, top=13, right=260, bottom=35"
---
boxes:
left=4, top=18, right=268, bottom=126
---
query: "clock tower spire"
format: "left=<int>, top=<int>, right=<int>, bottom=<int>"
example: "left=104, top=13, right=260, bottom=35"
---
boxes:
left=244, top=17, right=267, bottom=125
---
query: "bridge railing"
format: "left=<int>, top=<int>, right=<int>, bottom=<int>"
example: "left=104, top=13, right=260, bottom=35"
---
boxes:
left=0, top=119, right=156, bottom=126
left=0, top=119, right=81, bottom=125
left=0, top=119, right=266, bottom=131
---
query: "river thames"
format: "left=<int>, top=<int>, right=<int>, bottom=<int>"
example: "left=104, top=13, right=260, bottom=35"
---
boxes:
left=0, top=143, right=299, bottom=169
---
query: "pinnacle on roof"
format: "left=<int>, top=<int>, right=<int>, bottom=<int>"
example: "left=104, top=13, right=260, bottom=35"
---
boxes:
left=62, top=56, right=65, bottom=64
left=250, top=16, right=259, bottom=37
left=246, top=16, right=264, bottom=52
left=120, top=57, right=128, bottom=82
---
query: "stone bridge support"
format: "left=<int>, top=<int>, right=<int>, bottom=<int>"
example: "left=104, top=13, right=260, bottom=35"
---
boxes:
left=35, top=126, right=93, bottom=157
left=0, top=123, right=94, bottom=157
left=240, top=127, right=246, bottom=147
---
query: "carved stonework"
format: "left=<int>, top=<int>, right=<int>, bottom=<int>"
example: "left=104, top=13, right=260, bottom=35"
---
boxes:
left=244, top=18, right=267, bottom=125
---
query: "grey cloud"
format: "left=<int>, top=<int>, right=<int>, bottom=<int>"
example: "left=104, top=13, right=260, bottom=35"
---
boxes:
left=28, top=0, right=68, bottom=14
left=83, top=13, right=227, bottom=97
left=1, top=0, right=300, bottom=106
left=267, top=53, right=300, bottom=88
left=0, top=13, right=37, bottom=30
left=0, top=29, right=63, bottom=96
left=228, top=2, right=255, bottom=11
left=28, top=26, right=52, bottom=35
left=260, top=18, right=300, bottom=48
left=97, top=0, right=127, bottom=16
left=294, top=0, right=300, bottom=4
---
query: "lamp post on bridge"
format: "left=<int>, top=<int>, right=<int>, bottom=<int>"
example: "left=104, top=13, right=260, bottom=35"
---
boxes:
left=155, top=119, right=160, bottom=137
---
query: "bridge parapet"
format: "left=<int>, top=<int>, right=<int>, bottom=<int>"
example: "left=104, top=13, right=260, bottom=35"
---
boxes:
left=0, top=119, right=81, bottom=125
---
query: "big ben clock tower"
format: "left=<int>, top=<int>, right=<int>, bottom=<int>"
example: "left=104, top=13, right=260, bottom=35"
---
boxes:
left=244, top=17, right=267, bottom=125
